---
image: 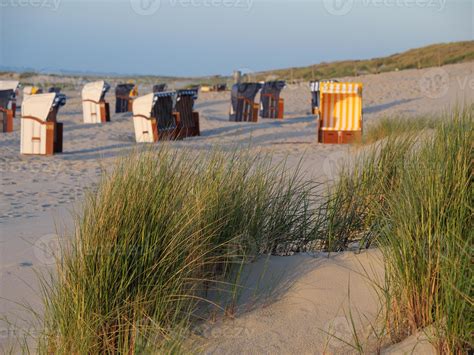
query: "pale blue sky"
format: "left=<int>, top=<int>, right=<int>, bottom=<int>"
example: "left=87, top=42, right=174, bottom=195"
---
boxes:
left=0, top=0, right=472, bottom=76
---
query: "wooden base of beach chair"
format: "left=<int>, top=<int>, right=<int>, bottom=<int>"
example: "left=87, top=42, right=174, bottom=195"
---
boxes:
left=245, top=102, right=259, bottom=122
left=100, top=102, right=111, bottom=123
left=278, top=98, right=284, bottom=119
left=318, top=130, right=361, bottom=144
left=1, top=109, right=14, bottom=133
left=54, top=122, right=63, bottom=153
left=175, top=111, right=200, bottom=139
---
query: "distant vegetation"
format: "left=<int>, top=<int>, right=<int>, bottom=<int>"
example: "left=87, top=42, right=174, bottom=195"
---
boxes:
left=253, top=41, right=474, bottom=82
left=2, top=41, right=472, bottom=88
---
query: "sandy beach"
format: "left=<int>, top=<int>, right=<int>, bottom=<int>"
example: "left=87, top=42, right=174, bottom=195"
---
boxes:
left=0, top=62, right=472, bottom=352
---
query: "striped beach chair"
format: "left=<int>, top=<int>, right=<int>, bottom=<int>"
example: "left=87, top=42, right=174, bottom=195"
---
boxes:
left=310, top=81, right=320, bottom=115
left=260, top=81, right=286, bottom=119
left=0, top=90, right=15, bottom=133
left=133, top=92, right=179, bottom=143
left=21, top=93, right=66, bottom=155
left=174, top=90, right=200, bottom=138
left=115, top=84, right=138, bottom=113
left=82, top=81, right=111, bottom=124
left=318, top=82, right=363, bottom=144
left=229, top=83, right=263, bottom=122
left=0, top=80, right=19, bottom=119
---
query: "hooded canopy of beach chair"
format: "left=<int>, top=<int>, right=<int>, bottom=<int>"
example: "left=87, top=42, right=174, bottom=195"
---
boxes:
left=0, top=81, right=20, bottom=92
left=83, top=81, right=111, bottom=103
left=319, top=82, right=362, bottom=131
left=0, top=90, right=14, bottom=108
left=116, top=84, right=136, bottom=98
left=22, top=93, right=57, bottom=122
left=48, top=87, right=61, bottom=94
left=260, top=81, right=286, bottom=118
left=21, top=93, right=66, bottom=155
left=153, top=84, right=167, bottom=93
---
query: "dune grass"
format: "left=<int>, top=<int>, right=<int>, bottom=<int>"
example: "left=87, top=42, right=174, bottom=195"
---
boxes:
left=37, top=149, right=320, bottom=353
left=324, top=107, right=473, bottom=352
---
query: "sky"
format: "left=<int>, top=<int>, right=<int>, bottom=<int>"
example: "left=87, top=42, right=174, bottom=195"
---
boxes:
left=0, top=0, right=472, bottom=76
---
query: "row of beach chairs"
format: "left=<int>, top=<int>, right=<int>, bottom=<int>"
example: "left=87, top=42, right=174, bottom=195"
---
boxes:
left=230, top=81, right=286, bottom=122
left=0, top=79, right=363, bottom=155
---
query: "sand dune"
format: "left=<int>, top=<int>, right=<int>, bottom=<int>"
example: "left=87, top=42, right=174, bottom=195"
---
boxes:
left=0, top=62, right=471, bottom=352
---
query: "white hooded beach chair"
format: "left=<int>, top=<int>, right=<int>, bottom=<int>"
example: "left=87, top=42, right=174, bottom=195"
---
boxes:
left=132, top=92, right=178, bottom=143
left=318, top=82, right=363, bottom=144
left=82, top=81, right=111, bottom=124
left=0, top=80, right=20, bottom=119
left=21, top=93, right=66, bottom=155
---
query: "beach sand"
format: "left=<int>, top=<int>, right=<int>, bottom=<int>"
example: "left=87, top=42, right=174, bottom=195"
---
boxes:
left=0, top=62, right=472, bottom=352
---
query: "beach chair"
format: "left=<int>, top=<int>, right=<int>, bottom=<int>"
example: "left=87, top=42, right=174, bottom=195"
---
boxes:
left=115, top=84, right=138, bottom=113
left=82, top=81, right=111, bottom=124
left=174, top=90, right=200, bottom=138
left=229, top=83, right=262, bottom=122
left=133, top=92, right=179, bottom=143
left=213, top=84, right=227, bottom=92
left=310, top=81, right=320, bottom=115
left=20, top=92, right=66, bottom=155
left=0, top=90, right=15, bottom=133
left=23, top=86, right=43, bottom=99
left=153, top=84, right=167, bottom=93
left=0, top=80, right=20, bottom=118
left=317, top=82, right=363, bottom=144
left=260, top=81, right=286, bottom=119
left=48, top=87, right=61, bottom=93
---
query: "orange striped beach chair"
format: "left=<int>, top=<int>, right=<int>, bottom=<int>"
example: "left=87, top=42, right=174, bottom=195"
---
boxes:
left=317, top=82, right=363, bottom=144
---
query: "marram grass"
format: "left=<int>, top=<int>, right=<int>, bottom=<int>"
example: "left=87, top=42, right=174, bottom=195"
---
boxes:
left=324, top=106, right=473, bottom=352
left=37, top=148, right=320, bottom=353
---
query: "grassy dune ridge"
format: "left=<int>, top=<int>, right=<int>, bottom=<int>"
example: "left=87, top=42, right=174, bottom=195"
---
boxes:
left=255, top=41, right=474, bottom=81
